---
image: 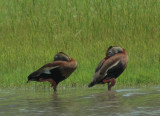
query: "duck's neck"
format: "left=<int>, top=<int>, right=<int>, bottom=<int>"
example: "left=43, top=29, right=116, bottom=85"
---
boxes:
left=122, top=49, right=127, bottom=54
left=104, top=56, right=109, bottom=63
left=68, top=58, right=77, bottom=68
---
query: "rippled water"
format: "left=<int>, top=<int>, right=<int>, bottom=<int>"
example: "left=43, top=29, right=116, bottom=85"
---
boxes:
left=0, top=87, right=160, bottom=116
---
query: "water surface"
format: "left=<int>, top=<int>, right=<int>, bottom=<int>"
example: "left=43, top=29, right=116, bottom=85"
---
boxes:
left=0, top=87, right=160, bottom=116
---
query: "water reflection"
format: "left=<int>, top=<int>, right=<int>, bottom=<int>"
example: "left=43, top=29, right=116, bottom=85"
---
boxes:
left=0, top=87, right=160, bottom=116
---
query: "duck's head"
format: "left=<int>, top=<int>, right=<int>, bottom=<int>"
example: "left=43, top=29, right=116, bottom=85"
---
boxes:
left=106, top=46, right=123, bottom=57
left=54, top=52, right=70, bottom=61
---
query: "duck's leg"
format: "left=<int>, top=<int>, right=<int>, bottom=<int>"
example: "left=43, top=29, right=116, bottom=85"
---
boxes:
left=47, top=79, right=57, bottom=92
left=39, top=78, right=47, bottom=82
left=108, top=78, right=116, bottom=91
left=39, top=78, right=57, bottom=92
left=108, top=82, right=111, bottom=91
left=103, top=79, right=110, bottom=83
left=103, top=78, right=116, bottom=91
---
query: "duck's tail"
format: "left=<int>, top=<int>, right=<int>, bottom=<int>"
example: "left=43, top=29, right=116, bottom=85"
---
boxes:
left=88, top=82, right=95, bottom=88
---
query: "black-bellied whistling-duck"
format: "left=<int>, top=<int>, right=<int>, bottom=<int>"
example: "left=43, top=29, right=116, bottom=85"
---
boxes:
left=88, top=46, right=128, bottom=91
left=27, top=52, right=77, bottom=92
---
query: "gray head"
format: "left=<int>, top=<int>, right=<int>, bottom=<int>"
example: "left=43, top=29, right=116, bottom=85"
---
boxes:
left=54, top=52, right=70, bottom=61
left=106, top=46, right=123, bottom=57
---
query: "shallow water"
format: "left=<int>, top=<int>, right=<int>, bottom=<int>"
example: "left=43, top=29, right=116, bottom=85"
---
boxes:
left=0, top=87, right=160, bottom=116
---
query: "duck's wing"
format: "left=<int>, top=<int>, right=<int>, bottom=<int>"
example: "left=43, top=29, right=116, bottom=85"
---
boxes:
left=29, top=61, right=66, bottom=77
left=100, top=56, right=122, bottom=76
left=95, top=59, right=105, bottom=72
left=102, top=59, right=123, bottom=79
left=92, top=54, right=124, bottom=83
left=101, top=52, right=128, bottom=81
left=58, top=58, right=77, bottom=77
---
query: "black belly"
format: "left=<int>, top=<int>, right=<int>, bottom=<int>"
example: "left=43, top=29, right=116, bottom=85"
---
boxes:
left=40, top=68, right=66, bottom=84
left=105, top=61, right=124, bottom=79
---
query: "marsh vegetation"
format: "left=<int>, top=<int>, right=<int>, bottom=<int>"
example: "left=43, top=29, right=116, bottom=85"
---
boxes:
left=0, top=0, right=159, bottom=88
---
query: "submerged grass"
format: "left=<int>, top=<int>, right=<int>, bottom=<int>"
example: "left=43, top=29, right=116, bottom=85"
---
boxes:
left=0, top=0, right=159, bottom=88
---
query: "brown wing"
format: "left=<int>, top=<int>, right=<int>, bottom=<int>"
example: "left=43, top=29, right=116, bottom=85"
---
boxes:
left=95, top=59, right=105, bottom=72
left=29, top=58, right=77, bottom=78
left=92, top=53, right=127, bottom=83
left=60, top=58, right=77, bottom=77
left=100, top=54, right=123, bottom=75
left=29, top=61, right=66, bottom=77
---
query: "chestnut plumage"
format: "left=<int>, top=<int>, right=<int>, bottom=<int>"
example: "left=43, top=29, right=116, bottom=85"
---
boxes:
left=88, top=46, right=128, bottom=91
left=27, top=52, right=77, bottom=92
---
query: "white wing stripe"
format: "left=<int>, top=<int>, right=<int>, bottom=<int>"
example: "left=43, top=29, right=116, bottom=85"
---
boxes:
left=43, top=69, right=51, bottom=74
left=45, top=66, right=59, bottom=70
left=104, top=60, right=121, bottom=77
left=41, top=66, right=59, bottom=75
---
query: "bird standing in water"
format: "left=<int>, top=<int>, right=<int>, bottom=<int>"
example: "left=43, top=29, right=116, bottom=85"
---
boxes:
left=88, top=46, right=128, bottom=91
left=27, top=52, right=77, bottom=92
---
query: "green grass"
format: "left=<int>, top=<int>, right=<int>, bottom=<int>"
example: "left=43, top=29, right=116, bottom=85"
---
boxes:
left=0, top=0, right=159, bottom=88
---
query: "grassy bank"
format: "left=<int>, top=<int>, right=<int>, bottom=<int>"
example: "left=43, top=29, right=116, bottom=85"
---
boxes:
left=0, top=0, right=159, bottom=88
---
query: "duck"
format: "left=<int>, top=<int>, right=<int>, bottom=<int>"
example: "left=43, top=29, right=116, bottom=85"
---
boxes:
left=88, top=46, right=128, bottom=91
left=27, top=52, right=77, bottom=92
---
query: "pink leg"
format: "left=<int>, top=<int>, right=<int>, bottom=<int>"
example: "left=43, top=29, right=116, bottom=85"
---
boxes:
left=108, top=78, right=116, bottom=91
left=39, top=78, right=48, bottom=82
left=103, top=79, right=111, bottom=83
left=107, top=82, right=110, bottom=91
left=39, top=78, right=57, bottom=92
left=103, top=78, right=116, bottom=91
left=47, top=79, right=57, bottom=92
